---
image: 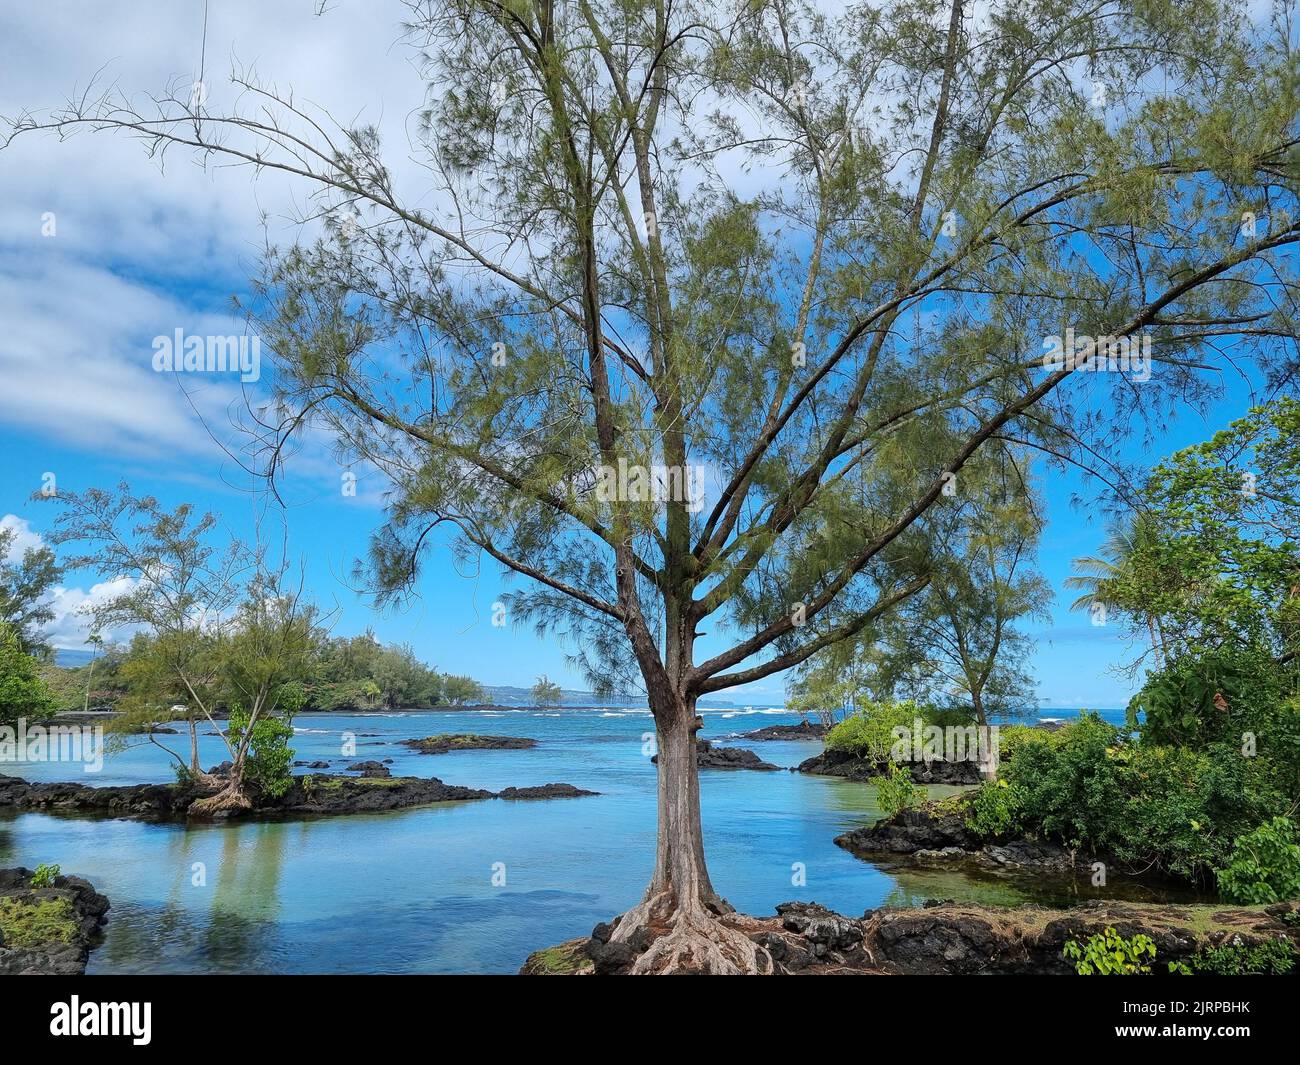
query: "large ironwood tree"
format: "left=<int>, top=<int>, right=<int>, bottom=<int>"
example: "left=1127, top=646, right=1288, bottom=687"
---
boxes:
left=9, top=0, right=1299, bottom=971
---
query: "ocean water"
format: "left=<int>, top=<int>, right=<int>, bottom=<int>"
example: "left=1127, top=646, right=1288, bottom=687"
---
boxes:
left=0, top=705, right=1139, bottom=974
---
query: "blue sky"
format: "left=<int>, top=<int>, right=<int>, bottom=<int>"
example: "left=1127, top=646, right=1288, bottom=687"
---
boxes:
left=0, top=0, right=1274, bottom=709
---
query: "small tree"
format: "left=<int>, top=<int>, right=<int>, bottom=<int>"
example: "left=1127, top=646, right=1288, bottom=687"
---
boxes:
left=43, top=484, right=325, bottom=807
left=787, top=640, right=889, bottom=727
left=43, top=485, right=246, bottom=784
left=191, top=572, right=322, bottom=812
left=440, top=675, right=486, bottom=706
left=887, top=455, right=1050, bottom=730
left=114, top=630, right=221, bottom=780
left=531, top=675, right=563, bottom=708
left=81, top=633, right=104, bottom=714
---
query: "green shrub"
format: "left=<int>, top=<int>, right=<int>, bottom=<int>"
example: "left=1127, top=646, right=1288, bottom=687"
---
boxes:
left=1129, top=647, right=1285, bottom=750
left=997, top=723, right=1055, bottom=761
left=227, top=706, right=296, bottom=799
left=0, top=622, right=56, bottom=726
left=29, top=863, right=60, bottom=888
left=1129, top=649, right=1300, bottom=803
left=1063, top=927, right=1157, bottom=975
left=1216, top=817, right=1300, bottom=904
left=1190, top=938, right=1297, bottom=975
left=875, top=763, right=919, bottom=816
left=1117, top=743, right=1276, bottom=880
left=1000, top=712, right=1128, bottom=853
left=965, top=779, right=1022, bottom=838
left=997, top=715, right=1281, bottom=880
left=825, top=700, right=933, bottom=761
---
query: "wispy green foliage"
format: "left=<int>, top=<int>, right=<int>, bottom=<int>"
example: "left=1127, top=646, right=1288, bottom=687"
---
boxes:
left=531, top=675, right=563, bottom=706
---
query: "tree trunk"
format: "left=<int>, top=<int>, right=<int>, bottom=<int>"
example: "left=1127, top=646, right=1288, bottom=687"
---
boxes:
left=971, top=691, right=997, bottom=781
left=180, top=719, right=221, bottom=789
left=189, top=751, right=251, bottom=814
left=83, top=657, right=95, bottom=713
left=1147, top=616, right=1164, bottom=666
left=609, top=691, right=771, bottom=974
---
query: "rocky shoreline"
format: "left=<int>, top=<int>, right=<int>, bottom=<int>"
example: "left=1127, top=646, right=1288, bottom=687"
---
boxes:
left=797, top=748, right=983, bottom=784
left=522, top=897, right=1300, bottom=975
left=0, top=771, right=596, bottom=822
left=834, top=798, right=1103, bottom=877
left=0, top=867, right=110, bottom=975
left=831, top=799, right=1207, bottom=902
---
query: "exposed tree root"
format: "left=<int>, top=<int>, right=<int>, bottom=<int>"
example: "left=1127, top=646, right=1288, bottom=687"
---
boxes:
left=188, top=785, right=252, bottom=816
left=611, top=891, right=774, bottom=974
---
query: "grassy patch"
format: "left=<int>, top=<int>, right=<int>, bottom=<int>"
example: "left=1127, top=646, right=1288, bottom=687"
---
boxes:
left=304, top=774, right=405, bottom=791
left=523, top=941, right=589, bottom=974
left=0, top=896, right=79, bottom=949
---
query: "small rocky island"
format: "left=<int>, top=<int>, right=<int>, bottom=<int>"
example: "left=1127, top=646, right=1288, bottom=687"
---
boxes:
left=796, top=748, right=982, bottom=784
left=0, top=868, right=110, bottom=975
left=400, top=734, right=538, bottom=754
left=0, top=771, right=595, bottom=822
left=523, top=898, right=1300, bottom=975
left=652, top=738, right=778, bottom=771
left=740, top=721, right=828, bottom=741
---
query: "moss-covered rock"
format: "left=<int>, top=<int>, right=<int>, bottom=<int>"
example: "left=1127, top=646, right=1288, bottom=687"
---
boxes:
left=520, top=940, right=593, bottom=975
left=400, top=734, right=537, bottom=754
left=0, top=868, right=110, bottom=975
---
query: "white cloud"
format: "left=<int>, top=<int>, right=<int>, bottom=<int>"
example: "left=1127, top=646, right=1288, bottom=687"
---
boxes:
left=1, top=512, right=140, bottom=649
left=0, top=0, right=426, bottom=464
left=0, top=513, right=44, bottom=558
left=42, top=575, right=141, bottom=650
left=0, top=256, right=254, bottom=457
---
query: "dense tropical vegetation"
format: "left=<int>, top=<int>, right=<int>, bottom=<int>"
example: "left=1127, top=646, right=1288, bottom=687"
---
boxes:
left=946, top=399, right=1300, bottom=901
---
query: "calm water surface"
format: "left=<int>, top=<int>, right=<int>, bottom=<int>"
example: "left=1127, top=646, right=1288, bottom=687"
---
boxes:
left=0, top=705, right=1137, bottom=974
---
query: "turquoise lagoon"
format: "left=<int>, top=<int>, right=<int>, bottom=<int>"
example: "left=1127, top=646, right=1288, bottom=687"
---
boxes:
left=0, top=705, right=1136, bottom=974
